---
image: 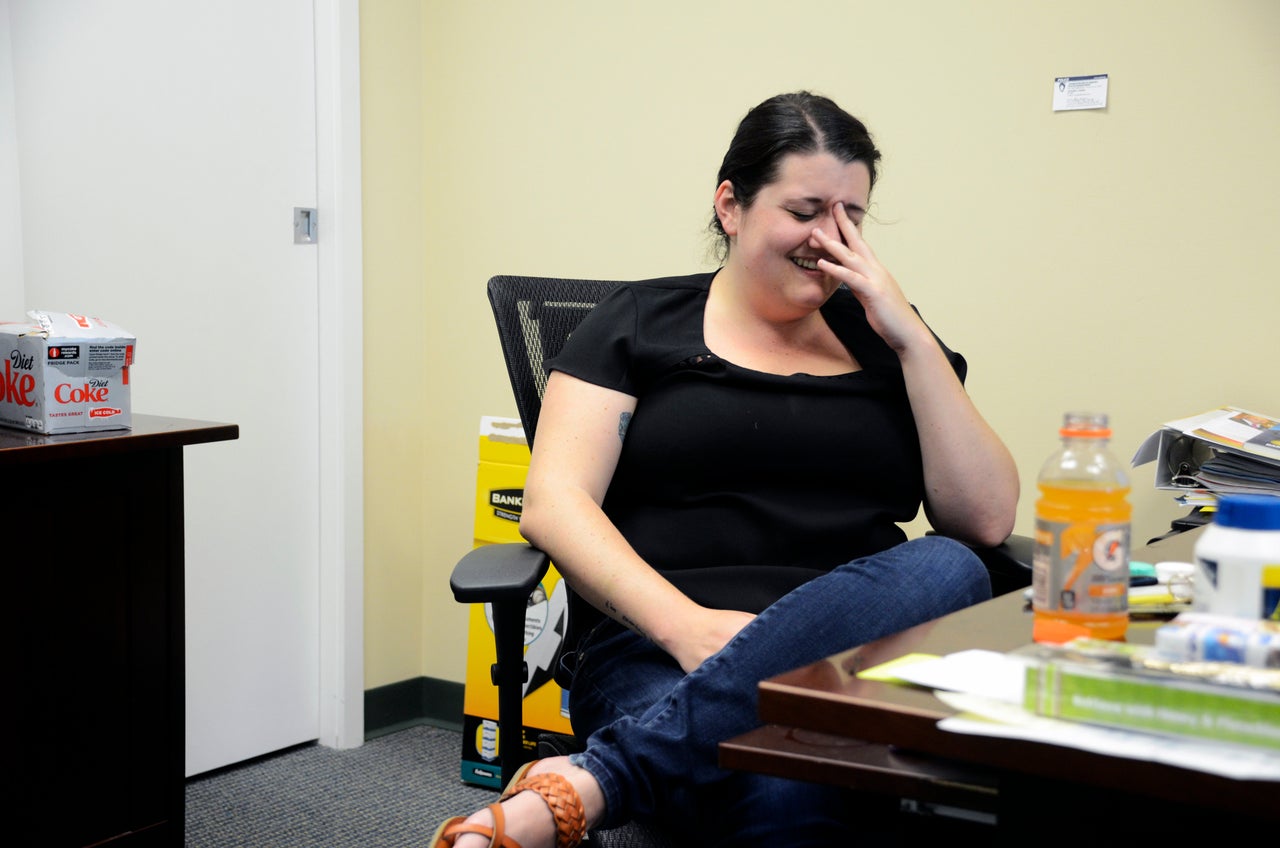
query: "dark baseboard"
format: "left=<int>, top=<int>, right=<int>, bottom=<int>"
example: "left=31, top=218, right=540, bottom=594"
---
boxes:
left=364, top=676, right=465, bottom=739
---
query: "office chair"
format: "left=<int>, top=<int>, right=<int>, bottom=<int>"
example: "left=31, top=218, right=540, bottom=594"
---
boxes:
left=449, top=274, right=1033, bottom=845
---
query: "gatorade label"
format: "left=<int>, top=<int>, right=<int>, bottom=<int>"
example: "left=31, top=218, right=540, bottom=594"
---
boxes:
left=1033, top=520, right=1130, bottom=614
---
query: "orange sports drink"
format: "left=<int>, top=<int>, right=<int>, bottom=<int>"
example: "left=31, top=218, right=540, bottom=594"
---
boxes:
left=1031, top=413, right=1131, bottom=641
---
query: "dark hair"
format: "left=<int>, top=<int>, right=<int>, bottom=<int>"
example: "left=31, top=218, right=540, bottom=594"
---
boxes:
left=709, top=92, right=882, bottom=257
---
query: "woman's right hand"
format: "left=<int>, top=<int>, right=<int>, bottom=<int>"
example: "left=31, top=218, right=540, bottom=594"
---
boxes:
left=811, top=202, right=930, bottom=355
left=665, top=607, right=757, bottom=674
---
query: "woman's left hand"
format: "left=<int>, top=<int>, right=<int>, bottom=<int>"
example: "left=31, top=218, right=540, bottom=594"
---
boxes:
left=667, top=607, right=756, bottom=674
left=811, top=203, right=929, bottom=354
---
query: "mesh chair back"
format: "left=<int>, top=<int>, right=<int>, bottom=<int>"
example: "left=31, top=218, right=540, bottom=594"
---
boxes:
left=486, top=275, right=624, bottom=445
left=481, top=276, right=680, bottom=847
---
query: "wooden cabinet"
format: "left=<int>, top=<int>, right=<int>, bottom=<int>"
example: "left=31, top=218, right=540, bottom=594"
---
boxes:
left=1, top=416, right=237, bottom=847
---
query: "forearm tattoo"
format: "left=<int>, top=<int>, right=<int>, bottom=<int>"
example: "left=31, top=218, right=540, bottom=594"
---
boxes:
left=604, top=414, right=640, bottom=636
left=604, top=598, right=644, bottom=637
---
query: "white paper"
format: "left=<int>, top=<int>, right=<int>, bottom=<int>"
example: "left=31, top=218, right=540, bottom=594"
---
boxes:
left=887, top=650, right=1280, bottom=780
left=937, top=691, right=1280, bottom=781
left=1053, top=74, right=1108, bottom=111
left=888, top=649, right=1028, bottom=704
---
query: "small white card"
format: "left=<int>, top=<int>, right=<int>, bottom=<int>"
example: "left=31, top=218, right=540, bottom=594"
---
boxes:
left=887, top=649, right=1029, bottom=704
left=1053, top=74, right=1109, bottom=111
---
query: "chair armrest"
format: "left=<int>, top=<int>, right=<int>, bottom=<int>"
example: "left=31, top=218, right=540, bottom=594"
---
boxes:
left=968, top=533, right=1034, bottom=597
left=928, top=530, right=1033, bottom=597
left=451, top=542, right=552, bottom=783
left=450, top=542, right=552, bottom=604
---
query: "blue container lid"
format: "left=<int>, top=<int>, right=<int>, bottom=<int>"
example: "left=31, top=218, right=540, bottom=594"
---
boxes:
left=1214, top=494, right=1280, bottom=530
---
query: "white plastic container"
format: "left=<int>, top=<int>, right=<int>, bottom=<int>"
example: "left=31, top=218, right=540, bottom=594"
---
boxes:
left=1192, top=495, right=1280, bottom=620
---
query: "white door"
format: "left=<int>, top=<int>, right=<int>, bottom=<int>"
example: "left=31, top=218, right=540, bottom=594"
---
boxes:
left=7, top=0, right=331, bottom=775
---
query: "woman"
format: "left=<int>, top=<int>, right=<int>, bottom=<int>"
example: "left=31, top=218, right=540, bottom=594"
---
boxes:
left=434, top=91, right=1019, bottom=847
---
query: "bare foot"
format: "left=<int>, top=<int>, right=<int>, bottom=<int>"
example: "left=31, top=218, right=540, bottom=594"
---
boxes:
left=446, top=757, right=605, bottom=848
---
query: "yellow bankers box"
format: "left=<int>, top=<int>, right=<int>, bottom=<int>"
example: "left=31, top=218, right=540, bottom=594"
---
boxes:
left=461, top=416, right=574, bottom=788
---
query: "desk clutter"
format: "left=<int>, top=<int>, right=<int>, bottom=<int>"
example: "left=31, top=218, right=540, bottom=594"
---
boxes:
left=1029, top=493, right=1279, bottom=628
left=898, top=495, right=1280, bottom=778
left=1025, top=563, right=1192, bottom=621
left=890, top=630, right=1280, bottom=780
left=1018, top=627, right=1280, bottom=752
left=1133, top=405, right=1280, bottom=507
left=1126, top=560, right=1194, bottom=614
left=0, top=310, right=136, bottom=434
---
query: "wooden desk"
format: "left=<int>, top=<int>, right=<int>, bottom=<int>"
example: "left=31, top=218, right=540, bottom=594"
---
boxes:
left=1, top=415, right=238, bottom=847
left=721, top=526, right=1280, bottom=831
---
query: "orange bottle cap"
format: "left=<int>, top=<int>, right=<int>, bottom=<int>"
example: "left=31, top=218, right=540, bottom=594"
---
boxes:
left=1059, top=427, right=1112, bottom=439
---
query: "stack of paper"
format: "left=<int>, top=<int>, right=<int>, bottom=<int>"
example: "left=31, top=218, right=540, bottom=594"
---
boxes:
left=888, top=649, right=1280, bottom=780
left=1016, top=639, right=1280, bottom=752
left=1132, top=406, right=1280, bottom=506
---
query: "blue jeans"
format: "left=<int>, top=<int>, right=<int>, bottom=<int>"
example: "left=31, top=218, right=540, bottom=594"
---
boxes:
left=567, top=536, right=992, bottom=845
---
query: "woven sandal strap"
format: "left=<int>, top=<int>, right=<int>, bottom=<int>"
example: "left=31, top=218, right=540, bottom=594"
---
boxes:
left=488, top=803, right=507, bottom=848
left=508, top=773, right=587, bottom=848
left=437, top=804, right=521, bottom=848
left=498, top=760, right=536, bottom=802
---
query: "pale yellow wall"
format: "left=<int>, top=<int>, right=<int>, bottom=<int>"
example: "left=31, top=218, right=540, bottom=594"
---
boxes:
left=361, top=0, right=427, bottom=687
left=362, top=0, right=1280, bottom=689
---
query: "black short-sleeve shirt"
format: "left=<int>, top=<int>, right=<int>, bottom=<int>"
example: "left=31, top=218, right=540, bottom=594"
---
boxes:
left=546, top=271, right=967, bottom=616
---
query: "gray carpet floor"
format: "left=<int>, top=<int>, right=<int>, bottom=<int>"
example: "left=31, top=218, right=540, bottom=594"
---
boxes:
left=183, top=723, right=674, bottom=847
left=183, top=722, right=994, bottom=845
left=185, top=724, right=493, bottom=847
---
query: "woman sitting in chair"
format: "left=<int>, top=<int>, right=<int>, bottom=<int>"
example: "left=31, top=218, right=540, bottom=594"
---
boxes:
left=434, top=91, right=1019, bottom=847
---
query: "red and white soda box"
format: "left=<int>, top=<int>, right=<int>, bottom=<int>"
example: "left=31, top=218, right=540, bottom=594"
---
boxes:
left=0, top=311, right=136, bottom=435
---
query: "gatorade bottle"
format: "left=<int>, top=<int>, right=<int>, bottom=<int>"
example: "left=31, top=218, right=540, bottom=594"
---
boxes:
left=1032, top=412, right=1132, bottom=640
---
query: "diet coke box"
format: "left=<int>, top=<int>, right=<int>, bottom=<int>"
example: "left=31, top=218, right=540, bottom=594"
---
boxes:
left=0, top=311, right=136, bottom=434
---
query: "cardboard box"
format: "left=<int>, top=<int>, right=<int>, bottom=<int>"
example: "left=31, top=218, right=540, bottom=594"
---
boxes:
left=0, top=311, right=136, bottom=434
left=473, top=416, right=532, bottom=545
left=460, top=416, right=574, bottom=789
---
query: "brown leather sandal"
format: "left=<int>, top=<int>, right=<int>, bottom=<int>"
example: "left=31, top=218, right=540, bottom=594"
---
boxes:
left=500, top=762, right=587, bottom=848
left=430, top=802, right=521, bottom=847
left=498, top=760, right=537, bottom=799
